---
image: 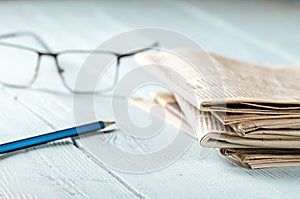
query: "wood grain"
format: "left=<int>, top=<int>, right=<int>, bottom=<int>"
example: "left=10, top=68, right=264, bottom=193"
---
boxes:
left=1, top=0, right=300, bottom=198
left=0, top=89, right=139, bottom=198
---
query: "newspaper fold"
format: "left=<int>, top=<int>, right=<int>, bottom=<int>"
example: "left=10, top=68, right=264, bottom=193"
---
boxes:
left=135, top=49, right=300, bottom=109
left=134, top=48, right=300, bottom=169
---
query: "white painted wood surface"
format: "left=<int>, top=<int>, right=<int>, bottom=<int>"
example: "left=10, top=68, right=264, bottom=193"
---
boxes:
left=0, top=0, right=300, bottom=198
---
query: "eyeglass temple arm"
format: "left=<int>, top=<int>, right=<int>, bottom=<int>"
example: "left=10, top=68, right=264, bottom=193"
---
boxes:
left=0, top=31, right=52, bottom=52
left=118, top=42, right=159, bottom=58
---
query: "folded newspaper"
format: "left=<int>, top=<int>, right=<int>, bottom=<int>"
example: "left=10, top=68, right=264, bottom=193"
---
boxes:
left=133, top=48, right=300, bottom=169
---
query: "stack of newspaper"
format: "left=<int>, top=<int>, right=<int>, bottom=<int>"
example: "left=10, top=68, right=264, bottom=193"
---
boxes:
left=133, top=48, right=300, bottom=169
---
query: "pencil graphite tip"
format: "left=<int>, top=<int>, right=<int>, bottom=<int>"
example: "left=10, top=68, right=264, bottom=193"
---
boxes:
left=103, top=121, right=115, bottom=127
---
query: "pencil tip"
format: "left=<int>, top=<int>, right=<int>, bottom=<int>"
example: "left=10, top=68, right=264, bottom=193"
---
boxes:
left=104, top=121, right=115, bottom=127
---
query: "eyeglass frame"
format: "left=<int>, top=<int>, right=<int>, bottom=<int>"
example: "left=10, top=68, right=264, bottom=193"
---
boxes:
left=0, top=31, right=158, bottom=94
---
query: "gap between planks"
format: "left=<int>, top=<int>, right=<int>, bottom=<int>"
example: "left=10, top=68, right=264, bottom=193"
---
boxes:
left=1, top=87, right=146, bottom=199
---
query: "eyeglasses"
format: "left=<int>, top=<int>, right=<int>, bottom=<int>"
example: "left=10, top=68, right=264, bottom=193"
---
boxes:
left=0, top=32, right=157, bottom=94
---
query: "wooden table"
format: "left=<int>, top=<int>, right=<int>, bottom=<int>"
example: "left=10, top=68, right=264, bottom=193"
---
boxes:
left=0, top=1, right=300, bottom=198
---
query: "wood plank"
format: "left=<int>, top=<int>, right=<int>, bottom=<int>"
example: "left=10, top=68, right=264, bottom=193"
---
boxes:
left=187, top=0, right=300, bottom=64
left=92, top=0, right=298, bottom=64
left=10, top=80, right=300, bottom=198
left=1, top=0, right=300, bottom=198
left=0, top=2, right=142, bottom=197
left=0, top=88, right=139, bottom=198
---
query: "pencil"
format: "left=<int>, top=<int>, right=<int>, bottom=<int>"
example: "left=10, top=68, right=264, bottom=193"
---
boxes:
left=0, top=121, right=114, bottom=154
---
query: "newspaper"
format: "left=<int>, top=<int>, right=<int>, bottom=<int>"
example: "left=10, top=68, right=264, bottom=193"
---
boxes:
left=135, top=49, right=300, bottom=111
left=220, top=148, right=300, bottom=169
left=211, top=111, right=300, bottom=125
left=130, top=97, right=196, bottom=138
left=131, top=93, right=300, bottom=168
left=229, top=118, right=300, bottom=134
left=132, top=93, right=300, bottom=148
left=174, top=94, right=300, bottom=148
left=134, top=49, right=300, bottom=169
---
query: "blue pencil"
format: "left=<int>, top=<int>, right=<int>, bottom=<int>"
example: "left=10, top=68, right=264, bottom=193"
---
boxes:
left=0, top=121, right=114, bottom=154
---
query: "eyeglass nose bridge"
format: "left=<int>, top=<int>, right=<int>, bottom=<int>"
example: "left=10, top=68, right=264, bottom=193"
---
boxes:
left=24, top=51, right=71, bottom=92
left=38, top=52, right=58, bottom=57
left=37, top=52, right=64, bottom=74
